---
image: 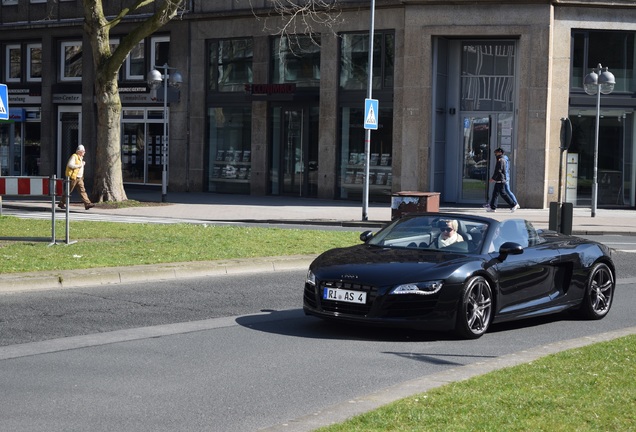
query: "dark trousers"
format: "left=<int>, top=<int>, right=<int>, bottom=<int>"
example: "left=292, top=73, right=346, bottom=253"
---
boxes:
left=490, top=182, right=515, bottom=209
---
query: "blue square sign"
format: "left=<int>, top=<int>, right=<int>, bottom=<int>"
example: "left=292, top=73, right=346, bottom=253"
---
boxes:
left=0, top=84, right=8, bottom=121
left=364, top=98, right=378, bottom=130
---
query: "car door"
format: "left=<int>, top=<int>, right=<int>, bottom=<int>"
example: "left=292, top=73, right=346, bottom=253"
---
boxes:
left=491, top=220, right=561, bottom=317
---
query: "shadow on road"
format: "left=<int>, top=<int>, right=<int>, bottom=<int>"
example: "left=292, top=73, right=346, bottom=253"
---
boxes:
left=236, top=308, right=578, bottom=342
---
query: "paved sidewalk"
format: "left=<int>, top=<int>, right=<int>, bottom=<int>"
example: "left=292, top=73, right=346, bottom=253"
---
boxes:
left=3, top=189, right=636, bottom=233
left=1, top=190, right=634, bottom=292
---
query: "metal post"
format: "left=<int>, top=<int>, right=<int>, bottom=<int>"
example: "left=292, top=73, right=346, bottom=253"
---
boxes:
left=591, top=88, right=601, bottom=217
left=362, top=0, right=376, bottom=221
left=50, top=175, right=56, bottom=243
left=161, top=64, right=168, bottom=203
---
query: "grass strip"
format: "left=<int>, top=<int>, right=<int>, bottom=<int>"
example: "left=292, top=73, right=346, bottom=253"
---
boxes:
left=0, top=216, right=359, bottom=274
left=318, top=334, right=636, bottom=432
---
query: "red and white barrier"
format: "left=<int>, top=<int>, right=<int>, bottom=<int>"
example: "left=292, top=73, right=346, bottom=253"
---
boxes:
left=0, top=176, right=73, bottom=245
left=0, top=176, right=63, bottom=196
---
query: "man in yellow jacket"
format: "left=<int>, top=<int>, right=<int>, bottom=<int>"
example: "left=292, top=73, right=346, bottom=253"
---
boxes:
left=58, top=144, right=95, bottom=210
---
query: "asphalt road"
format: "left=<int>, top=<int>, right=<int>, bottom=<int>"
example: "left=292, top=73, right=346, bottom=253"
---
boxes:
left=1, top=242, right=636, bottom=431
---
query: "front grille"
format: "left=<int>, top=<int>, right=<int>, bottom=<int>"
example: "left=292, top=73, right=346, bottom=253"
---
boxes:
left=317, top=280, right=376, bottom=316
left=380, top=295, right=440, bottom=317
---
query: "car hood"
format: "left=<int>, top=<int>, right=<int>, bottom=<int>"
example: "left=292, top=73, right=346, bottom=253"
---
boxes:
left=310, top=244, right=479, bottom=285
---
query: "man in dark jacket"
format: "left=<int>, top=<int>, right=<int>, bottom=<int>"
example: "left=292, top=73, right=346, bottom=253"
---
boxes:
left=486, top=148, right=516, bottom=212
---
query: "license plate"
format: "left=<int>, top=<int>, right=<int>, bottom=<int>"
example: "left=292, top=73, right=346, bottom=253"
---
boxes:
left=323, top=287, right=367, bottom=304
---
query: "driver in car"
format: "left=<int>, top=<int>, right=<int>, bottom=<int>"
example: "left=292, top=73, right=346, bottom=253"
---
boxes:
left=431, top=219, right=464, bottom=248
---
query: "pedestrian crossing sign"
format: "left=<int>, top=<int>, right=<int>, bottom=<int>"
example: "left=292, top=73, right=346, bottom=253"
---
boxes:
left=0, top=84, right=8, bottom=120
left=364, top=98, right=378, bottom=130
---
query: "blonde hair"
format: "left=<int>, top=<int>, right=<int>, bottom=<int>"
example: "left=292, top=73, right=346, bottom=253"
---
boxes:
left=439, top=219, right=458, bottom=231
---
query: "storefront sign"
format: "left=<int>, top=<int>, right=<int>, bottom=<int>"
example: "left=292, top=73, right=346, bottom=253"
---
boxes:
left=244, top=83, right=296, bottom=95
left=8, top=88, right=41, bottom=105
left=9, top=108, right=25, bottom=121
left=53, top=94, right=82, bottom=104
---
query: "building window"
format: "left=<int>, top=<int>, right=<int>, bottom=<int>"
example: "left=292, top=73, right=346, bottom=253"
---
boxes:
left=5, top=44, right=21, bottom=83
left=571, top=31, right=635, bottom=92
left=208, top=38, right=253, bottom=92
left=339, top=31, right=394, bottom=90
left=126, top=41, right=145, bottom=80
left=271, top=35, right=320, bottom=87
left=151, top=36, right=170, bottom=69
left=2, top=0, right=18, bottom=6
left=61, top=41, right=82, bottom=81
left=26, top=43, right=42, bottom=82
left=460, top=41, right=515, bottom=112
left=207, top=107, right=252, bottom=194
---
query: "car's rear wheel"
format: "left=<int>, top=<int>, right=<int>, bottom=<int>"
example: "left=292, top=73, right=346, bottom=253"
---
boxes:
left=579, top=262, right=614, bottom=320
left=455, top=276, right=492, bottom=339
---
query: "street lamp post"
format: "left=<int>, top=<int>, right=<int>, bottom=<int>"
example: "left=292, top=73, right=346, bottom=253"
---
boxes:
left=147, top=64, right=183, bottom=202
left=583, top=63, right=615, bottom=217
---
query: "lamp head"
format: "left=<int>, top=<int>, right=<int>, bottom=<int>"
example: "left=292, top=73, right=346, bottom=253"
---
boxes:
left=147, top=69, right=163, bottom=89
left=170, top=71, right=183, bottom=88
left=598, top=68, right=615, bottom=94
left=583, top=70, right=599, bottom=96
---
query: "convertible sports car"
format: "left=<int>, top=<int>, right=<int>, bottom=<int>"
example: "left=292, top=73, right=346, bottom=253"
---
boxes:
left=303, top=213, right=616, bottom=339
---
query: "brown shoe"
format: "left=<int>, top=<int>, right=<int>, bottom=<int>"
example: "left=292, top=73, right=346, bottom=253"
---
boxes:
left=85, top=203, right=95, bottom=210
left=58, top=203, right=66, bottom=209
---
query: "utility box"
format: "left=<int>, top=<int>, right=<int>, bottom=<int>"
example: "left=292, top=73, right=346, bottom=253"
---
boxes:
left=391, top=191, right=440, bottom=220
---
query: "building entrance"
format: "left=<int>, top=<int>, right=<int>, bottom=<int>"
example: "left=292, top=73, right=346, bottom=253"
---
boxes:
left=270, top=105, right=319, bottom=197
left=57, top=106, right=81, bottom=178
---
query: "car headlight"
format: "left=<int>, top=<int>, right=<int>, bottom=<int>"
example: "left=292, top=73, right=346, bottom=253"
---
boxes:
left=390, top=280, right=443, bottom=295
left=306, top=269, right=316, bottom=286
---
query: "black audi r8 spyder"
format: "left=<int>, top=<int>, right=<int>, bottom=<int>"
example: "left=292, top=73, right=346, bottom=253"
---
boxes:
left=303, top=213, right=616, bottom=339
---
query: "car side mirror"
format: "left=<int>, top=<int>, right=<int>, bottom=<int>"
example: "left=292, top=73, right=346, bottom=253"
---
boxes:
left=360, top=230, right=374, bottom=243
left=497, top=241, right=524, bottom=261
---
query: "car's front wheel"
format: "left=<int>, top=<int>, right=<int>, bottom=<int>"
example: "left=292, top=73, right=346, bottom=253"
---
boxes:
left=579, top=262, right=614, bottom=320
left=455, top=276, right=493, bottom=339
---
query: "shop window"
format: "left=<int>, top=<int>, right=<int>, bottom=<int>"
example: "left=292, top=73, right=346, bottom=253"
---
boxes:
left=571, top=31, right=635, bottom=92
left=208, top=38, right=253, bottom=92
left=339, top=106, right=393, bottom=201
left=5, top=44, right=21, bottom=83
left=121, top=108, right=167, bottom=185
left=271, top=35, right=320, bottom=87
left=207, top=106, right=252, bottom=194
left=26, top=43, right=42, bottom=82
left=339, top=32, right=394, bottom=90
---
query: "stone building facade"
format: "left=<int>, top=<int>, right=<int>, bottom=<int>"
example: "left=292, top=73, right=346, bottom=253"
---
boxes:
left=1, top=0, right=635, bottom=209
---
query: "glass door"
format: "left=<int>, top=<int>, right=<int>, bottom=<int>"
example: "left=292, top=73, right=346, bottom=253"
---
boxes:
left=283, top=108, right=303, bottom=195
left=461, top=113, right=514, bottom=203
left=271, top=105, right=319, bottom=197
left=461, top=115, right=491, bottom=202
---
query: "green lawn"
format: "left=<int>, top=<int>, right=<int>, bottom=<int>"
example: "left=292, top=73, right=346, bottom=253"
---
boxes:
left=0, top=216, right=359, bottom=274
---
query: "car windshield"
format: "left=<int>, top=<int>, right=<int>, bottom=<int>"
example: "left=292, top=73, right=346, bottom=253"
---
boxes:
left=368, top=215, right=489, bottom=253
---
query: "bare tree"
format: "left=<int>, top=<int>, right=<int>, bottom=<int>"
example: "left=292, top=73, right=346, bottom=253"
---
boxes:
left=251, top=0, right=343, bottom=53
left=82, top=0, right=185, bottom=202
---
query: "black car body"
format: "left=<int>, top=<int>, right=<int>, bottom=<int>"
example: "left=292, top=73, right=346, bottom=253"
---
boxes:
left=303, top=213, right=615, bottom=338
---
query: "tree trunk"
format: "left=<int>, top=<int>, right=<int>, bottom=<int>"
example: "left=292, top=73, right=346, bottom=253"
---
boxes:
left=93, top=80, right=127, bottom=202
